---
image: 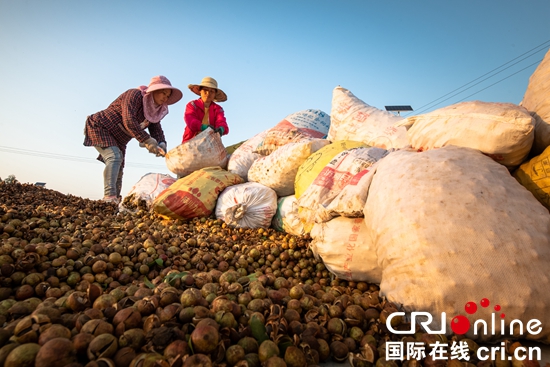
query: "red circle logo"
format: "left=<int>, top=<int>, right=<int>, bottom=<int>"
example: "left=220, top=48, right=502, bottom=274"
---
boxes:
left=450, top=315, right=471, bottom=335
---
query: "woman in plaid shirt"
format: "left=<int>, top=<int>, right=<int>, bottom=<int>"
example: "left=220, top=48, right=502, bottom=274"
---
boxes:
left=84, top=76, right=182, bottom=203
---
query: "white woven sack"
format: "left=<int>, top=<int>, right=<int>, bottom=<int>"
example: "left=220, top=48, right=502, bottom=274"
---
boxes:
left=227, top=130, right=268, bottom=181
left=328, top=86, right=409, bottom=149
left=254, top=109, right=331, bottom=156
left=520, top=48, right=550, bottom=156
left=271, top=195, right=306, bottom=237
left=324, top=160, right=380, bottom=219
left=364, top=146, right=550, bottom=342
left=297, top=147, right=388, bottom=225
left=248, top=139, right=330, bottom=197
left=165, top=128, right=228, bottom=178
left=285, top=109, right=331, bottom=134
left=215, top=182, right=277, bottom=229
left=310, top=217, right=381, bottom=283
left=404, top=101, right=534, bottom=169
left=119, top=172, right=176, bottom=213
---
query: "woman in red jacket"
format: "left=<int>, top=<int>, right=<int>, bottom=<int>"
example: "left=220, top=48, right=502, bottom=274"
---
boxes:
left=181, top=76, right=229, bottom=143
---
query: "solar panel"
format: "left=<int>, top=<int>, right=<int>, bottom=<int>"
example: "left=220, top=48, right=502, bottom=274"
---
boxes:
left=385, top=105, right=413, bottom=112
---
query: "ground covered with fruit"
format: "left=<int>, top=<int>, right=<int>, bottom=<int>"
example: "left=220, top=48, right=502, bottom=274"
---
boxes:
left=0, top=181, right=540, bottom=367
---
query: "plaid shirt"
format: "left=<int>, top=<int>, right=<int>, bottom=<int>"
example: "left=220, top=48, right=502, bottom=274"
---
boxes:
left=83, top=89, right=166, bottom=157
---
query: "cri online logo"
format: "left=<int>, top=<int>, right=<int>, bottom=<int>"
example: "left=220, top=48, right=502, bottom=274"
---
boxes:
left=386, top=298, right=542, bottom=336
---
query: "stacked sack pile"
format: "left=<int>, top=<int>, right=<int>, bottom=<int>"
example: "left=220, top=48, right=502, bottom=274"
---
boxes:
left=118, top=48, right=550, bottom=344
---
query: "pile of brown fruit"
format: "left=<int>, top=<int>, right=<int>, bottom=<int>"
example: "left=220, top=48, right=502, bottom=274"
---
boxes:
left=0, top=181, right=539, bottom=367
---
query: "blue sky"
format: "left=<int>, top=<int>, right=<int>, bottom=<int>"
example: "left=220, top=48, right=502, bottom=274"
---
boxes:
left=1, top=0, right=549, bottom=200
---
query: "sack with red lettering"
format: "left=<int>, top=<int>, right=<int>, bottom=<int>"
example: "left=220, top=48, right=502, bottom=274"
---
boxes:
left=310, top=217, right=381, bottom=283
left=324, top=161, right=381, bottom=218
left=297, top=146, right=388, bottom=225
left=254, top=109, right=331, bottom=156
left=365, top=145, right=550, bottom=342
left=328, top=86, right=409, bottom=149
left=153, top=166, right=244, bottom=220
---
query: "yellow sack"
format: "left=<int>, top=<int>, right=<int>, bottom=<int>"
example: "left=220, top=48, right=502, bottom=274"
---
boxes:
left=520, top=48, right=550, bottom=157
left=153, top=166, right=244, bottom=220
left=513, top=145, right=550, bottom=210
left=225, top=140, right=245, bottom=155
left=294, top=140, right=367, bottom=199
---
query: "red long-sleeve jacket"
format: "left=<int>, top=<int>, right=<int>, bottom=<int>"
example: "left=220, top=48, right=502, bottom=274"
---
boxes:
left=181, top=98, right=229, bottom=143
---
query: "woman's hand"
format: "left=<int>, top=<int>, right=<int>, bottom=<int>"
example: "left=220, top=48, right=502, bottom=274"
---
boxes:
left=143, top=137, right=160, bottom=155
left=157, top=142, right=167, bottom=156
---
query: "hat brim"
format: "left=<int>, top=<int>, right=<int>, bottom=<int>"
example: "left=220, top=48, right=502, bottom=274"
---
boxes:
left=188, top=84, right=227, bottom=103
left=147, top=84, right=183, bottom=105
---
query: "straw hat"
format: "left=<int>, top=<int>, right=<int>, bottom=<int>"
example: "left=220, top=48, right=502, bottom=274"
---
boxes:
left=188, top=76, right=227, bottom=102
left=146, top=75, right=183, bottom=105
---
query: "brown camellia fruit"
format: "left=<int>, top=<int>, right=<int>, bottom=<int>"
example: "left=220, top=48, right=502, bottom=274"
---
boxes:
left=178, top=307, right=195, bottom=324
left=15, top=284, right=34, bottom=300
left=264, top=356, right=287, bottom=367
left=238, top=336, right=259, bottom=354
left=81, top=319, right=114, bottom=336
left=190, top=324, right=219, bottom=354
left=0, top=343, right=19, bottom=367
left=183, top=353, right=212, bottom=367
left=118, top=328, right=146, bottom=350
left=226, top=344, right=246, bottom=366
left=163, top=340, right=189, bottom=359
left=344, top=304, right=365, bottom=326
left=258, top=340, right=280, bottom=363
left=72, top=332, right=95, bottom=358
left=317, top=338, right=331, bottom=362
left=66, top=291, right=89, bottom=312
left=87, top=283, right=103, bottom=304
left=113, top=346, right=136, bottom=367
left=35, top=337, right=77, bottom=367
left=4, top=343, right=41, bottom=367
left=87, top=333, right=118, bottom=360
left=92, top=294, right=117, bottom=311
left=330, top=340, right=350, bottom=362
left=244, top=353, right=261, bottom=367
left=113, top=308, right=142, bottom=336
left=195, top=318, right=219, bottom=331
left=92, top=260, right=107, bottom=273
left=284, top=346, right=307, bottom=367
left=0, top=329, right=11, bottom=348
left=12, top=314, right=51, bottom=344
left=38, top=324, right=72, bottom=345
